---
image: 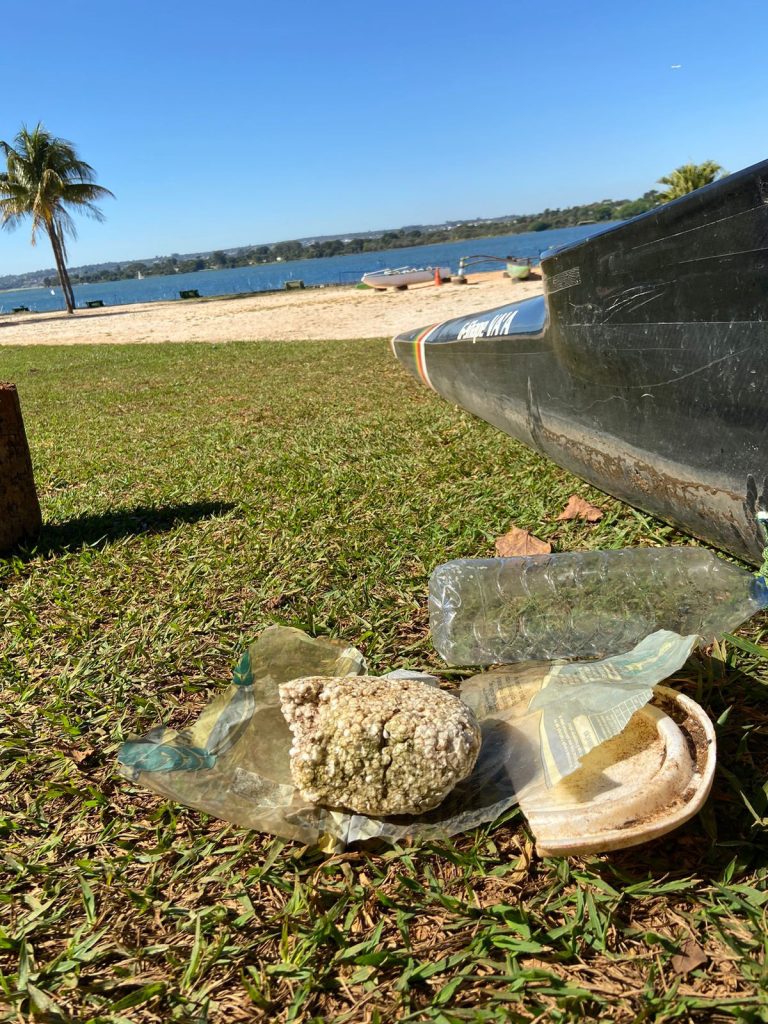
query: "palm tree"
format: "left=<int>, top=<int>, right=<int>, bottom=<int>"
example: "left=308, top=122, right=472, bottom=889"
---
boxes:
left=656, top=161, right=727, bottom=203
left=0, top=123, right=114, bottom=314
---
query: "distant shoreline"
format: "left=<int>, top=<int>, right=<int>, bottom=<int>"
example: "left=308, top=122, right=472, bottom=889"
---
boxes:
left=0, top=270, right=545, bottom=347
left=0, top=196, right=640, bottom=291
left=0, top=223, right=600, bottom=316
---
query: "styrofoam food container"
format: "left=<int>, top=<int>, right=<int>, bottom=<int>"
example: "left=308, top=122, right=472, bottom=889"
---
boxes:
left=520, top=685, right=716, bottom=856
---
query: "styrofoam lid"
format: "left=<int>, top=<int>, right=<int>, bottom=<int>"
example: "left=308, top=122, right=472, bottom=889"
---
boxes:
left=520, top=685, right=716, bottom=856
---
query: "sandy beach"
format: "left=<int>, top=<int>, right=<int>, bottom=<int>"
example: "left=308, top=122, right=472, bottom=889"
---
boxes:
left=0, top=271, right=544, bottom=346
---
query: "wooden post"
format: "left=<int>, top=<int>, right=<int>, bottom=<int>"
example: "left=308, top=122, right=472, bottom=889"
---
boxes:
left=0, top=383, right=42, bottom=552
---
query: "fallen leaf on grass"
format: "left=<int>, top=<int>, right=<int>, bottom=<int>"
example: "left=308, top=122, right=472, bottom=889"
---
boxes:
left=671, top=937, right=708, bottom=975
left=70, top=746, right=95, bottom=764
left=495, top=526, right=551, bottom=557
left=70, top=747, right=102, bottom=773
left=557, top=495, right=604, bottom=522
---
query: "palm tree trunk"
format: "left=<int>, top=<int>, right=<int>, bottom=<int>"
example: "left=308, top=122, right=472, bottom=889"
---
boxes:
left=47, top=228, right=69, bottom=310
left=56, top=224, right=77, bottom=312
left=0, top=382, right=42, bottom=552
left=47, top=223, right=75, bottom=314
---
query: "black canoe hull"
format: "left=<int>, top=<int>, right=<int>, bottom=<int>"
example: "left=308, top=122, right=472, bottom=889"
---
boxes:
left=392, top=160, right=768, bottom=564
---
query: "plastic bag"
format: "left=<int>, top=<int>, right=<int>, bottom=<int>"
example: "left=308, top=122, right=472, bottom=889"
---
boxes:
left=460, top=629, right=699, bottom=789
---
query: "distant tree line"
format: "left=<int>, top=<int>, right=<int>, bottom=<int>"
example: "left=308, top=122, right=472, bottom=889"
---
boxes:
left=51, top=192, right=667, bottom=286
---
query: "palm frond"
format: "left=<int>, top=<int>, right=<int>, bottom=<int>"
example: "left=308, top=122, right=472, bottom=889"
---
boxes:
left=61, top=181, right=115, bottom=210
left=656, top=161, right=726, bottom=202
left=0, top=208, right=27, bottom=233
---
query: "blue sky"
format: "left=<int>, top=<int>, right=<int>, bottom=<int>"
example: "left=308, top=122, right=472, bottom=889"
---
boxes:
left=2, top=0, right=766, bottom=275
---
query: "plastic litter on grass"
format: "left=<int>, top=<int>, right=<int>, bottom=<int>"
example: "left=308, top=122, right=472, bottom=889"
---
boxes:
left=119, top=624, right=709, bottom=852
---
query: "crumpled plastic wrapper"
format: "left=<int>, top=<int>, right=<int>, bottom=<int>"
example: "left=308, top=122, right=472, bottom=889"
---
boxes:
left=118, top=626, right=699, bottom=848
left=460, top=629, right=701, bottom=795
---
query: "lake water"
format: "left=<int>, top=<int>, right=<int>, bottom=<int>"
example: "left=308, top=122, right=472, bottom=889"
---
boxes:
left=0, top=223, right=614, bottom=314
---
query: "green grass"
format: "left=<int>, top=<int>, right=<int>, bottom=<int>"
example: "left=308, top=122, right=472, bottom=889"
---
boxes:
left=1, top=338, right=768, bottom=1023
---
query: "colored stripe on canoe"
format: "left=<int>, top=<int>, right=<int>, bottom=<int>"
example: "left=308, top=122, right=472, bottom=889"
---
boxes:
left=413, top=323, right=442, bottom=390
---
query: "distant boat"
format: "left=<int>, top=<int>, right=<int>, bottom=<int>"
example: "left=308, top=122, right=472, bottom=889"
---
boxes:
left=137, top=271, right=144, bottom=280
left=506, top=257, right=533, bottom=281
left=457, top=254, right=533, bottom=281
left=361, top=266, right=451, bottom=290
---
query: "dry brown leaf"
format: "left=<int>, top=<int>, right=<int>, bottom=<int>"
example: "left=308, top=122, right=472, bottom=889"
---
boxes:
left=495, top=526, right=551, bottom=557
left=70, top=746, right=101, bottom=774
left=557, top=494, right=604, bottom=523
left=70, top=746, right=95, bottom=764
left=671, top=937, right=708, bottom=975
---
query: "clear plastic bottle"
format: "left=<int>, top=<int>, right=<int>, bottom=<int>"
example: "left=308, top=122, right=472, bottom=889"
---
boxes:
left=429, top=547, right=768, bottom=665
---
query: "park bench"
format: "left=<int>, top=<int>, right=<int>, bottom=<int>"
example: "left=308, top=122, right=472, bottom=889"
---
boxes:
left=179, top=289, right=200, bottom=299
left=85, top=300, right=104, bottom=309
